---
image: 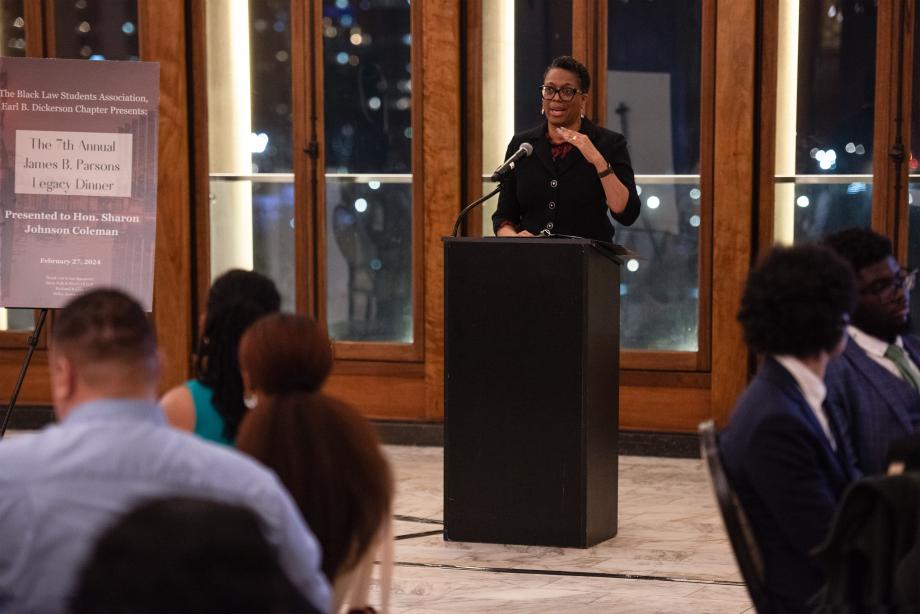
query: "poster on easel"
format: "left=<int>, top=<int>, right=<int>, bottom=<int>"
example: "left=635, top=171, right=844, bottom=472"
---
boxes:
left=0, top=57, right=159, bottom=310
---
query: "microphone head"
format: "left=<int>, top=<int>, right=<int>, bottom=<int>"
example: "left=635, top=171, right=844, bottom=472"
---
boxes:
left=520, top=142, right=534, bottom=156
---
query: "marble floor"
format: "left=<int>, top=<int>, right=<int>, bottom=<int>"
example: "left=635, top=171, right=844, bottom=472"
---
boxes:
left=376, top=446, right=753, bottom=613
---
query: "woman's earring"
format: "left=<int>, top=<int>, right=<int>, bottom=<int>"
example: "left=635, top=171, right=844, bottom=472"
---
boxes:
left=243, top=393, right=258, bottom=410
left=541, top=108, right=545, bottom=116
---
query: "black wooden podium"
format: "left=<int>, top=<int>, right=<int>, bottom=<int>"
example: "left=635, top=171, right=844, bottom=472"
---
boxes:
left=443, top=237, right=622, bottom=548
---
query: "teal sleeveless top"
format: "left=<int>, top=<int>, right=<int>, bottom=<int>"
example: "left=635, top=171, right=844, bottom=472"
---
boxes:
left=184, top=379, right=233, bottom=446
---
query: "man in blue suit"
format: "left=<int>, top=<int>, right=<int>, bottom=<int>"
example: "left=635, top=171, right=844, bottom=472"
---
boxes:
left=824, top=228, right=920, bottom=475
left=720, top=244, right=859, bottom=612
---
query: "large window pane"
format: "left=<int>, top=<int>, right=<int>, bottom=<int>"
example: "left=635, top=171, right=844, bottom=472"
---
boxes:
left=0, top=1, right=24, bottom=58
left=605, top=0, right=702, bottom=352
left=208, top=178, right=296, bottom=311
left=774, top=0, right=875, bottom=243
left=206, top=0, right=294, bottom=310
left=777, top=181, right=872, bottom=242
left=53, top=0, right=138, bottom=61
left=0, top=1, right=27, bottom=331
left=325, top=176, right=412, bottom=342
left=323, top=0, right=412, bottom=343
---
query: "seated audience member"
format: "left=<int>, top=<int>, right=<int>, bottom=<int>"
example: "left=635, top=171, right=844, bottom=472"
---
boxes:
left=71, top=497, right=319, bottom=614
left=719, top=244, right=859, bottom=612
left=823, top=228, right=920, bottom=475
left=0, top=289, right=329, bottom=613
left=235, top=314, right=394, bottom=613
left=161, top=269, right=281, bottom=444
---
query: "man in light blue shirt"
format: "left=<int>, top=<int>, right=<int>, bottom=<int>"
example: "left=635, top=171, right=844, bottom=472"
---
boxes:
left=0, top=289, right=330, bottom=613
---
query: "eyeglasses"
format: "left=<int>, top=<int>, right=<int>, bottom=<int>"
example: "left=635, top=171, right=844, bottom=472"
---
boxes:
left=860, top=268, right=917, bottom=302
left=539, top=85, right=580, bottom=102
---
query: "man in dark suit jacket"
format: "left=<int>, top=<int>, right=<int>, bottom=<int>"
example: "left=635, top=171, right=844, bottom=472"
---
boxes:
left=720, top=244, right=859, bottom=612
left=824, top=228, right=920, bottom=475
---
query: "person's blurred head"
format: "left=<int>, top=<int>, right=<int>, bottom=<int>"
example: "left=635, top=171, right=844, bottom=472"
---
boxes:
left=50, top=289, right=158, bottom=419
left=738, top=244, right=855, bottom=360
left=196, top=269, right=281, bottom=441
left=238, top=313, right=333, bottom=397
left=823, top=228, right=914, bottom=343
left=541, top=56, right=590, bottom=129
left=70, top=497, right=317, bottom=614
left=237, top=314, right=391, bottom=582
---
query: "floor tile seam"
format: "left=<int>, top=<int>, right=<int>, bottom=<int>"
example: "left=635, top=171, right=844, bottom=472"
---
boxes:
left=395, top=529, right=444, bottom=541
left=393, top=514, right=444, bottom=525
left=388, top=560, right=746, bottom=587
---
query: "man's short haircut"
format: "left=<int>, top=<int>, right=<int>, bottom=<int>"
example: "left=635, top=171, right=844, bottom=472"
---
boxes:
left=823, top=227, right=893, bottom=273
left=544, top=56, right=591, bottom=93
left=52, top=288, right=156, bottom=367
left=738, top=244, right=855, bottom=357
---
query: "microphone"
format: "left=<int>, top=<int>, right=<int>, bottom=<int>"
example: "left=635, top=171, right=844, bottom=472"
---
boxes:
left=490, top=142, right=533, bottom=181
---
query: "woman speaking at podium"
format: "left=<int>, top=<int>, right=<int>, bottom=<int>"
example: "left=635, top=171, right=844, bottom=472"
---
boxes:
left=492, top=56, right=640, bottom=242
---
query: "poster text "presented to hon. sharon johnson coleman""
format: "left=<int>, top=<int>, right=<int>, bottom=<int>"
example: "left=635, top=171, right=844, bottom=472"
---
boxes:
left=0, top=57, right=159, bottom=310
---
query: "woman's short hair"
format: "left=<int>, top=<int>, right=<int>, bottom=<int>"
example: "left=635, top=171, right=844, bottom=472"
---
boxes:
left=237, top=315, right=392, bottom=582
left=544, top=55, right=590, bottom=93
left=738, top=244, right=855, bottom=357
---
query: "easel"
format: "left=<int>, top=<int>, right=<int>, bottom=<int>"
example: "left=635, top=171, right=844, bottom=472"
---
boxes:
left=0, top=308, right=49, bottom=440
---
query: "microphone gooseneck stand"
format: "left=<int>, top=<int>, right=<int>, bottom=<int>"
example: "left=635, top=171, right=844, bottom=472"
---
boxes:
left=452, top=142, right=534, bottom=236
left=451, top=184, right=502, bottom=238
left=0, top=308, right=49, bottom=440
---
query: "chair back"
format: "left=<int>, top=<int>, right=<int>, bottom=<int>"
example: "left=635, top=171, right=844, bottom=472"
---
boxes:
left=699, top=420, right=772, bottom=613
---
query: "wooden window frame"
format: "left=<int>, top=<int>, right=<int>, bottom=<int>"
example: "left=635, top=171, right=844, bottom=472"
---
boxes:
left=308, top=2, right=425, bottom=362
left=580, top=0, right=716, bottom=373
left=757, top=0, right=915, bottom=259
left=191, top=0, right=425, bottom=364
left=464, top=0, right=716, bottom=373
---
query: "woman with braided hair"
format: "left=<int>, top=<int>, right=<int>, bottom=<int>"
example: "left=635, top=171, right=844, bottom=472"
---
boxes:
left=161, top=269, right=281, bottom=444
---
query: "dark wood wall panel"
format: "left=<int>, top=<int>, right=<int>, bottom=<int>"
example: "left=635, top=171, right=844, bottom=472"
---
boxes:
left=139, top=0, right=194, bottom=393
left=0, top=351, right=49, bottom=405
left=421, top=1, right=461, bottom=421
left=709, top=0, right=757, bottom=426
left=621, top=386, right=711, bottom=432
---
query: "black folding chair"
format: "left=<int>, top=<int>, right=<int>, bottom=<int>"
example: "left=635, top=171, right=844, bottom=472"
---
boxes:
left=699, top=420, right=773, bottom=613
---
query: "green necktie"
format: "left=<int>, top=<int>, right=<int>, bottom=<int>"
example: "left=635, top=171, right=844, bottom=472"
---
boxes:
left=884, top=344, right=920, bottom=392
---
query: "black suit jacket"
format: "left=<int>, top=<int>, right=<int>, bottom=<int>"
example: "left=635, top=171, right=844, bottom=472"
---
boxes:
left=825, top=334, right=920, bottom=475
left=492, top=119, right=641, bottom=241
left=814, top=472, right=920, bottom=609
left=720, top=357, right=858, bottom=612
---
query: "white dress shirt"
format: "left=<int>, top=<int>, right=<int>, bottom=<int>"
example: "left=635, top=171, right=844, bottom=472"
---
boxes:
left=774, top=354, right=836, bottom=450
left=848, top=325, right=920, bottom=382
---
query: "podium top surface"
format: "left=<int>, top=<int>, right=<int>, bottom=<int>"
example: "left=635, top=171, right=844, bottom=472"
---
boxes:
left=442, top=236, right=640, bottom=262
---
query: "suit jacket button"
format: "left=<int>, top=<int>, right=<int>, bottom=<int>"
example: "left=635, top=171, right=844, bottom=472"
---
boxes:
left=548, top=201, right=556, bottom=210
left=550, top=179, right=558, bottom=188
left=546, top=222, right=554, bottom=230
